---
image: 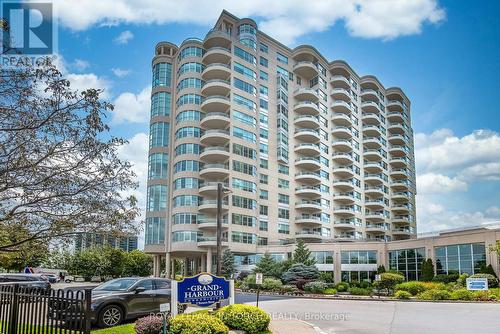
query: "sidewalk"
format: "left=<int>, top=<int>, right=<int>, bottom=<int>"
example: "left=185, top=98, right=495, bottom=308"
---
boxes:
left=269, top=319, right=319, bottom=334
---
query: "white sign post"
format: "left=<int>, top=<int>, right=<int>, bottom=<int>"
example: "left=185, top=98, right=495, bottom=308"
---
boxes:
left=466, top=277, right=488, bottom=291
left=255, top=273, right=263, bottom=307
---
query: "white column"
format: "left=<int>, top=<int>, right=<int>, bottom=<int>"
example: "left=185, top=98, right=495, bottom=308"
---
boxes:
left=152, top=255, right=158, bottom=277
left=165, top=252, right=171, bottom=278
left=206, top=249, right=213, bottom=274
left=183, top=258, right=188, bottom=276
left=201, top=255, right=206, bottom=272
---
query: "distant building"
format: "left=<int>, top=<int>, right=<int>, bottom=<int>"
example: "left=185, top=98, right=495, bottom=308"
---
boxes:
left=74, top=232, right=138, bottom=252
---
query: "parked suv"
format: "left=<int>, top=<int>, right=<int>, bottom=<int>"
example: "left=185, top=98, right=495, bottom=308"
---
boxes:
left=0, top=274, right=51, bottom=289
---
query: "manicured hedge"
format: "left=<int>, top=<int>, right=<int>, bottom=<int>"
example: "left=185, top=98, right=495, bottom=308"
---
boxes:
left=216, top=304, right=270, bottom=334
left=169, top=313, right=228, bottom=334
left=395, top=290, right=412, bottom=299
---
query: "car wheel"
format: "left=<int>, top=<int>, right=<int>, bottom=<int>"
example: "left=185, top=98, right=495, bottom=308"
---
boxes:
left=98, top=305, right=123, bottom=328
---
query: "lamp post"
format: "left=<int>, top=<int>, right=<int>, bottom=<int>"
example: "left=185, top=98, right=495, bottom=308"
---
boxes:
left=216, top=182, right=231, bottom=276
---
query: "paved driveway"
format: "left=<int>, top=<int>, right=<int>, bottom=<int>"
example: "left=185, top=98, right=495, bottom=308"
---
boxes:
left=241, top=296, right=500, bottom=334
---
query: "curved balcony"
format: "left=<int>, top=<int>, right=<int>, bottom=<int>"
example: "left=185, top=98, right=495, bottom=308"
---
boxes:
left=332, top=139, right=354, bottom=151
left=294, top=101, right=320, bottom=116
left=332, top=167, right=355, bottom=178
left=364, top=173, right=385, bottom=184
left=331, top=100, right=353, bottom=114
left=362, top=113, right=382, bottom=125
left=390, top=168, right=411, bottom=179
left=363, top=125, right=383, bottom=137
left=332, top=152, right=354, bottom=164
left=365, top=186, right=385, bottom=196
left=392, top=191, right=411, bottom=201
left=295, top=157, right=321, bottom=170
left=366, top=224, right=388, bottom=233
left=361, top=101, right=382, bottom=113
left=387, top=111, right=406, bottom=123
left=295, top=200, right=322, bottom=211
left=198, top=200, right=229, bottom=213
left=392, top=215, right=411, bottom=224
left=294, top=143, right=320, bottom=156
left=197, top=219, right=229, bottom=230
left=198, top=181, right=228, bottom=196
left=388, top=122, right=408, bottom=135
left=392, top=204, right=411, bottom=214
left=201, top=79, right=231, bottom=96
left=365, top=212, right=386, bottom=221
left=199, top=163, right=230, bottom=179
left=200, top=95, right=230, bottom=113
left=333, top=193, right=357, bottom=203
left=388, top=134, right=409, bottom=146
left=296, top=216, right=323, bottom=226
left=294, top=87, right=319, bottom=101
left=333, top=220, right=359, bottom=229
left=332, top=113, right=354, bottom=127
left=203, top=29, right=231, bottom=49
left=197, top=236, right=229, bottom=247
left=330, top=75, right=350, bottom=87
left=361, top=89, right=381, bottom=101
left=295, top=172, right=322, bottom=184
left=200, top=129, right=230, bottom=145
left=364, top=161, right=384, bottom=173
left=392, top=228, right=412, bottom=237
left=294, top=115, right=320, bottom=128
left=331, top=88, right=351, bottom=101
left=295, top=186, right=322, bottom=198
left=200, top=111, right=230, bottom=128
left=363, top=149, right=383, bottom=161
left=333, top=206, right=356, bottom=215
left=332, top=126, right=354, bottom=139
left=387, top=100, right=405, bottom=112
left=200, top=146, right=230, bottom=162
left=391, top=181, right=411, bottom=191
left=365, top=199, right=385, bottom=210
left=293, top=61, right=318, bottom=79
left=389, top=145, right=409, bottom=157
left=295, top=231, right=325, bottom=240
left=389, top=157, right=410, bottom=168
left=294, top=128, right=320, bottom=142
left=201, top=63, right=231, bottom=81
left=202, top=47, right=231, bottom=64
left=332, top=179, right=355, bottom=191
left=363, top=137, right=382, bottom=149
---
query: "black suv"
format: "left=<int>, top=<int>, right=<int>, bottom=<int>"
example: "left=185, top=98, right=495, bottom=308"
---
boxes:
left=0, top=274, right=51, bottom=289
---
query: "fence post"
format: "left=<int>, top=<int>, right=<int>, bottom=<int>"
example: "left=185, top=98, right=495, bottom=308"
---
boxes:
left=8, top=284, right=19, bottom=334
left=84, top=289, right=92, bottom=334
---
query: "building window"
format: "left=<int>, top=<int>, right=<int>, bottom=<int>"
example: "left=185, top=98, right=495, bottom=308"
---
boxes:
left=232, top=213, right=256, bottom=227
left=172, top=231, right=199, bottom=243
left=278, top=222, right=289, bottom=234
left=152, top=63, right=172, bottom=87
left=178, top=46, right=204, bottom=60
left=259, top=205, right=268, bottom=216
left=278, top=193, right=289, bottom=205
left=259, top=220, right=268, bottom=231
left=312, top=251, right=333, bottom=264
left=233, top=126, right=257, bottom=143
left=259, top=43, right=268, bottom=53
left=276, top=52, right=288, bottom=64
left=177, top=62, right=204, bottom=75
left=231, top=231, right=257, bottom=244
left=259, top=174, right=268, bottom=184
left=173, top=160, right=200, bottom=173
left=232, top=160, right=257, bottom=176
left=259, top=70, right=268, bottom=81
left=148, top=153, right=168, bottom=179
left=278, top=208, right=289, bottom=220
left=389, top=248, right=425, bottom=281
left=341, top=271, right=377, bottom=282
left=278, top=178, right=289, bottom=189
left=146, top=185, right=167, bottom=211
left=172, top=213, right=200, bottom=225
left=151, top=92, right=171, bottom=117
left=233, top=110, right=257, bottom=128
left=176, top=110, right=201, bottom=123
left=434, top=243, right=486, bottom=276
left=259, top=56, right=268, bottom=68
left=145, top=217, right=165, bottom=245
left=173, top=195, right=200, bottom=207
left=234, top=62, right=257, bottom=80
left=232, top=178, right=257, bottom=193
left=341, top=251, right=377, bottom=264
left=234, top=94, right=257, bottom=111
left=149, top=122, right=169, bottom=148
left=234, top=46, right=256, bottom=65
left=260, top=158, right=268, bottom=169
left=278, top=164, right=289, bottom=175
left=232, top=195, right=257, bottom=209
left=173, top=177, right=199, bottom=190
left=175, top=143, right=201, bottom=156
left=259, top=189, right=268, bottom=200
left=177, top=77, right=203, bottom=91
left=233, top=143, right=256, bottom=159
left=175, top=126, right=201, bottom=139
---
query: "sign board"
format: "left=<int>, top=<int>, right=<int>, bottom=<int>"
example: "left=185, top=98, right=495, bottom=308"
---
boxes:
left=255, top=273, right=263, bottom=285
left=160, top=303, right=170, bottom=313
left=466, top=277, right=488, bottom=291
left=375, top=274, right=382, bottom=281
left=177, top=273, right=231, bottom=307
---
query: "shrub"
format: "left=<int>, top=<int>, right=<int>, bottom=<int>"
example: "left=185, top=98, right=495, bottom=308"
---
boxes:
left=418, top=289, right=451, bottom=300
left=261, top=277, right=283, bottom=291
left=319, top=271, right=334, bottom=283
left=420, top=259, right=435, bottom=281
left=456, top=273, right=469, bottom=288
left=433, top=273, right=459, bottom=284
left=374, top=273, right=405, bottom=294
left=282, top=263, right=320, bottom=286
left=395, top=291, right=412, bottom=300
left=472, top=290, right=497, bottom=301
left=279, top=284, right=301, bottom=294
left=169, top=313, right=228, bottom=334
left=450, top=289, right=474, bottom=301
left=216, top=304, right=270, bottom=334
left=135, top=315, right=163, bottom=334
left=237, top=271, right=250, bottom=281
left=335, top=282, right=350, bottom=292
left=469, top=273, right=499, bottom=288
left=324, top=288, right=337, bottom=295
left=350, top=280, right=372, bottom=289
left=348, top=287, right=372, bottom=295
left=480, top=264, right=498, bottom=278
left=395, top=281, right=429, bottom=296
left=376, top=265, right=386, bottom=274
left=304, top=281, right=328, bottom=294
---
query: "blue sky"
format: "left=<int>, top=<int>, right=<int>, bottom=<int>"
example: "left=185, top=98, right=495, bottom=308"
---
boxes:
left=50, top=0, right=500, bottom=235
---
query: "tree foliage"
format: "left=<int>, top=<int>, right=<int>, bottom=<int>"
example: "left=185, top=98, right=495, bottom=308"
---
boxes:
left=282, top=263, right=320, bottom=284
left=0, top=59, right=140, bottom=252
left=292, top=240, right=315, bottom=266
left=221, top=249, right=236, bottom=278
left=421, top=258, right=435, bottom=281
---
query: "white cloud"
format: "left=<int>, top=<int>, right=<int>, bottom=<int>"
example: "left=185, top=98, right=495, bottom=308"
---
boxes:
left=73, top=59, right=90, bottom=71
left=112, top=87, right=151, bottom=124
left=66, top=73, right=112, bottom=99
left=55, top=0, right=445, bottom=44
left=112, top=68, right=132, bottom=78
left=114, top=30, right=134, bottom=44
left=417, top=172, right=467, bottom=194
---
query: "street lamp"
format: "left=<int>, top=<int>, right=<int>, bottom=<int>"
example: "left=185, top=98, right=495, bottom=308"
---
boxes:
left=216, top=182, right=231, bottom=277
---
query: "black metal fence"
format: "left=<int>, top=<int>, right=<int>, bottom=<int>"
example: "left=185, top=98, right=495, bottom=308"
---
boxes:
left=0, top=284, right=92, bottom=334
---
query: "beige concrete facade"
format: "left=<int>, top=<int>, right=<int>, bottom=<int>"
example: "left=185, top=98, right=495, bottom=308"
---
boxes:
left=145, top=10, right=425, bottom=277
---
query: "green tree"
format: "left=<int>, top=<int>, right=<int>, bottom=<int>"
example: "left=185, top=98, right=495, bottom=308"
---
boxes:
left=253, top=252, right=278, bottom=278
left=489, top=241, right=500, bottom=256
left=420, top=259, right=435, bottom=281
left=377, top=265, right=386, bottom=274
left=122, top=250, right=153, bottom=277
left=221, top=249, right=236, bottom=278
left=480, top=264, right=498, bottom=278
left=292, top=240, right=315, bottom=265
left=282, top=263, right=320, bottom=285
left=374, top=272, right=404, bottom=295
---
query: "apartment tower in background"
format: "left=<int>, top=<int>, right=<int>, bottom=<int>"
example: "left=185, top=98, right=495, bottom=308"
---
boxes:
left=144, top=10, right=417, bottom=277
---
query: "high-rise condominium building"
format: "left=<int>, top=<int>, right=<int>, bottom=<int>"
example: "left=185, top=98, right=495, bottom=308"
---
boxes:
left=145, top=10, right=417, bottom=277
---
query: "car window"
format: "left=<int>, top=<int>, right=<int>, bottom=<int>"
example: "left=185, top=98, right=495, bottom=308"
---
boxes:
left=155, top=280, right=171, bottom=289
left=135, top=280, right=154, bottom=291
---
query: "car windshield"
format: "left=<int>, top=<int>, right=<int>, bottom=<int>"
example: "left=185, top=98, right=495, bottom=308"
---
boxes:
left=94, top=278, right=139, bottom=291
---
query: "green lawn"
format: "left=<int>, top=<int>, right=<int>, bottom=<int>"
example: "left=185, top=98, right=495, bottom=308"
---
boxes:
left=91, top=323, right=134, bottom=334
